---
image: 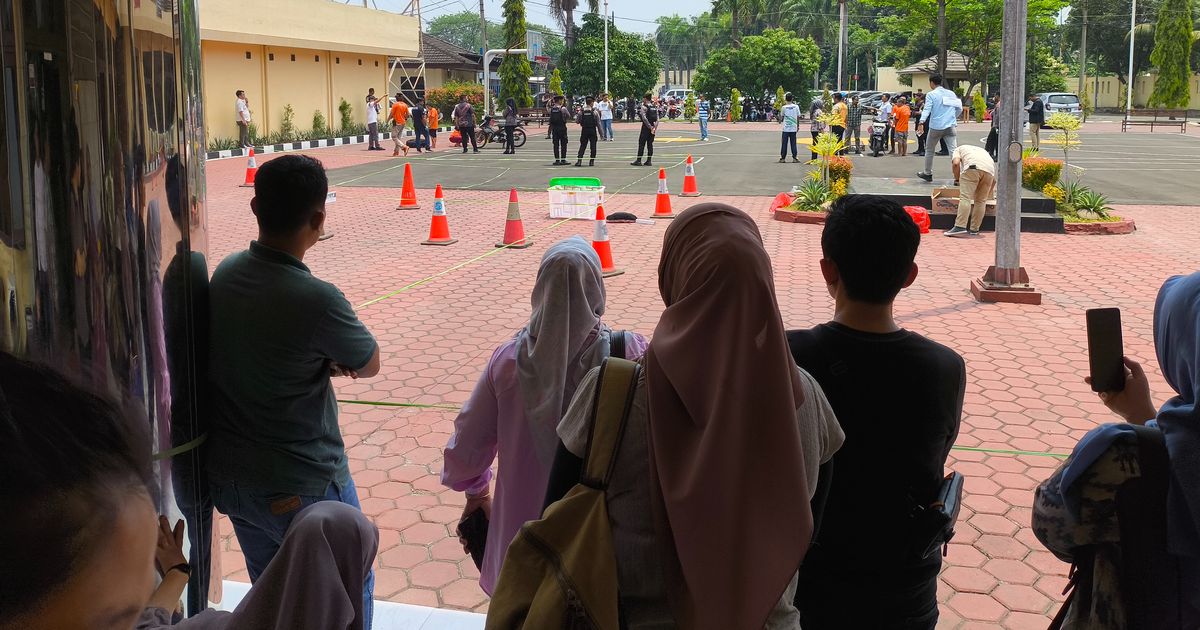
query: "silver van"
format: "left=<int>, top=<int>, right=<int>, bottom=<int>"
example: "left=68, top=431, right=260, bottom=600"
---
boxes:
left=1037, top=92, right=1082, bottom=117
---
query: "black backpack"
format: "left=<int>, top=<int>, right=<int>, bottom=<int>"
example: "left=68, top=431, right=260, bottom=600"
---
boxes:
left=1051, top=425, right=1187, bottom=630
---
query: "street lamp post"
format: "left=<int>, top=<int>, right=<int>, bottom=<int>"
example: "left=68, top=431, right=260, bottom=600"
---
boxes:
left=970, top=0, right=1042, bottom=304
left=483, top=48, right=530, bottom=116
left=1125, top=0, right=1137, bottom=118
left=603, top=0, right=609, bottom=94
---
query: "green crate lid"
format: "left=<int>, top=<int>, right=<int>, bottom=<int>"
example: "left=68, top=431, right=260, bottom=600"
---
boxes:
left=549, top=177, right=603, bottom=188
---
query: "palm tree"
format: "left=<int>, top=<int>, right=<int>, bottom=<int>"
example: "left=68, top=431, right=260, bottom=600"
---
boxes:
left=548, top=0, right=600, bottom=50
left=656, top=15, right=695, bottom=85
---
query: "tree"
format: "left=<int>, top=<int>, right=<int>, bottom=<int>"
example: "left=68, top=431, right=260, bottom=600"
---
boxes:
left=692, top=30, right=821, bottom=98
left=1026, top=44, right=1070, bottom=93
left=656, top=15, right=697, bottom=85
left=548, top=0, right=599, bottom=50
left=427, top=11, right=565, bottom=62
left=500, top=0, right=534, bottom=108
left=549, top=68, right=564, bottom=96
left=561, top=14, right=660, bottom=99
left=774, top=86, right=786, bottom=119
left=730, top=87, right=743, bottom=121
left=684, top=92, right=698, bottom=121
left=1149, top=0, right=1196, bottom=107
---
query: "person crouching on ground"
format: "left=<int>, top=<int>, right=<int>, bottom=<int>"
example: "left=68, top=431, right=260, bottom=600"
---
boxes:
left=944, top=144, right=996, bottom=238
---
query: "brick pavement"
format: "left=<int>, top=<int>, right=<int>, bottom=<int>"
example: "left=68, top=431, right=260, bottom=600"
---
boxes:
left=204, top=144, right=1200, bottom=626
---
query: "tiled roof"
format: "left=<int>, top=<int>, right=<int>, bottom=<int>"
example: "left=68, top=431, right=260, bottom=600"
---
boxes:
left=393, top=33, right=482, bottom=68
left=898, top=51, right=971, bottom=75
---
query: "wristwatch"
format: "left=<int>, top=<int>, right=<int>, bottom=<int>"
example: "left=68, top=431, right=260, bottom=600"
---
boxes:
left=165, top=562, right=192, bottom=577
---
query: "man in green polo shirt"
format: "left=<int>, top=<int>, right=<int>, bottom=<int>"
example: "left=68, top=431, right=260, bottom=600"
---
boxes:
left=207, top=154, right=381, bottom=627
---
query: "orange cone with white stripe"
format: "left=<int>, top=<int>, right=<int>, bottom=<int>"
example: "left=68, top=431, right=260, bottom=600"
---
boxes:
left=679, top=154, right=702, bottom=197
left=652, top=169, right=675, bottom=219
left=397, top=163, right=421, bottom=209
left=495, top=188, right=532, bottom=249
left=591, top=204, right=624, bottom=277
left=239, top=148, right=258, bottom=187
left=421, top=185, right=458, bottom=246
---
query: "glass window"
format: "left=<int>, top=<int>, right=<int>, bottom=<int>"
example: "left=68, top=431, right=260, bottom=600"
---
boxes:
left=1048, top=94, right=1079, bottom=105
left=0, top=0, right=25, bottom=248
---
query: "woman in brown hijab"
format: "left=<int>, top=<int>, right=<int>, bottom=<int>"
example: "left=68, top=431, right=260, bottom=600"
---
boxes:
left=553, top=203, right=844, bottom=629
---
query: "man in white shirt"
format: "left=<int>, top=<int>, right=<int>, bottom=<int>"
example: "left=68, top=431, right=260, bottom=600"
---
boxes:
left=365, top=89, right=383, bottom=151
left=874, top=93, right=894, bottom=154
left=945, top=144, right=996, bottom=238
left=235, top=90, right=252, bottom=148
left=596, top=93, right=614, bottom=141
left=778, top=92, right=802, bottom=163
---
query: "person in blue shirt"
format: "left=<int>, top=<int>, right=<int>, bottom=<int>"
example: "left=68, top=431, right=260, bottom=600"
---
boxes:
left=915, top=74, right=962, bottom=182
left=697, top=93, right=711, bottom=141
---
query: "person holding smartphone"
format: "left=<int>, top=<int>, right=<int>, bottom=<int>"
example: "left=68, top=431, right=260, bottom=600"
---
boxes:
left=1033, top=271, right=1200, bottom=629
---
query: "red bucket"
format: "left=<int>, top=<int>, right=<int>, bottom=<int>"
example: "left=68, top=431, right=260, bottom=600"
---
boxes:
left=904, top=205, right=931, bottom=234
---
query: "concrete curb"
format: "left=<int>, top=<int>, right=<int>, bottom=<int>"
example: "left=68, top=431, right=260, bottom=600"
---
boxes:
left=205, top=127, right=456, bottom=161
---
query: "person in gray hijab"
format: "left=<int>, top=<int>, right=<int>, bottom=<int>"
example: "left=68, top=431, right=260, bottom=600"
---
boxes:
left=442, top=236, right=648, bottom=594
left=137, top=502, right=378, bottom=630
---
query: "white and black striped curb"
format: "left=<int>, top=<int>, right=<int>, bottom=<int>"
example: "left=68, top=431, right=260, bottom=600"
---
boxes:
left=205, top=127, right=457, bottom=161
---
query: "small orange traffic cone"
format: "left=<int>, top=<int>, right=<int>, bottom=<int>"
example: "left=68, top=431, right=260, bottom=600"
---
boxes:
left=239, top=148, right=258, bottom=187
left=421, top=185, right=458, bottom=246
left=397, top=163, right=421, bottom=209
left=679, top=154, right=702, bottom=197
left=652, top=169, right=675, bottom=219
left=495, top=188, right=532, bottom=249
left=591, top=205, right=624, bottom=277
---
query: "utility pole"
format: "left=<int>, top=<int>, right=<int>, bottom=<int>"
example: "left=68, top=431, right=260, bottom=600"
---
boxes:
left=1125, top=0, right=1137, bottom=116
left=937, top=0, right=947, bottom=76
left=479, top=0, right=488, bottom=54
left=1078, top=1, right=1088, bottom=95
left=836, top=0, right=848, bottom=90
left=603, top=0, right=609, bottom=94
left=971, top=0, right=1041, bottom=305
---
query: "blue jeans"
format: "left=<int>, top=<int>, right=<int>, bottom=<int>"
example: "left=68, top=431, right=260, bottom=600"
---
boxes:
left=699, top=117, right=709, bottom=140
left=601, top=118, right=614, bottom=140
left=212, top=477, right=374, bottom=629
left=414, top=126, right=431, bottom=150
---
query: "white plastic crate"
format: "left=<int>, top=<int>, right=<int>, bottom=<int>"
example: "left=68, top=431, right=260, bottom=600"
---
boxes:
left=548, top=185, right=605, bottom=219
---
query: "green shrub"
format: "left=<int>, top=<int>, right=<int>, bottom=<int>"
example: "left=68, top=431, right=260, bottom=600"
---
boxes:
left=337, top=98, right=355, bottom=134
left=828, top=156, right=854, bottom=186
left=730, top=88, right=742, bottom=122
left=790, top=179, right=831, bottom=212
left=312, top=110, right=328, bottom=137
left=426, top=81, right=485, bottom=124
left=1022, top=157, right=1062, bottom=191
left=684, top=92, right=697, bottom=122
left=278, top=104, right=297, bottom=142
left=1073, top=189, right=1114, bottom=219
left=972, top=93, right=987, bottom=123
left=247, top=122, right=260, bottom=144
left=207, top=136, right=240, bottom=151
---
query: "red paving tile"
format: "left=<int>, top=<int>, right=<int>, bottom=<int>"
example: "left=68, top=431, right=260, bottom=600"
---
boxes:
left=206, top=143, right=1200, bottom=627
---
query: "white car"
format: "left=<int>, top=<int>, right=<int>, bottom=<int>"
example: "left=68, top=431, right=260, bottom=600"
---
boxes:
left=1037, top=92, right=1083, bottom=118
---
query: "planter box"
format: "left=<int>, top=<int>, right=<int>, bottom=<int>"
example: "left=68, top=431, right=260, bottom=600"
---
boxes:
left=1064, top=218, right=1136, bottom=235
left=773, top=209, right=827, bottom=224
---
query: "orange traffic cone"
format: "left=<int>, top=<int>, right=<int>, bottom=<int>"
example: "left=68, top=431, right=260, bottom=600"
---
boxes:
left=495, top=188, right=532, bottom=249
left=591, top=205, right=624, bottom=277
left=397, top=163, right=421, bottom=209
left=679, top=154, right=702, bottom=197
left=421, top=185, right=458, bottom=246
left=239, top=148, right=258, bottom=187
left=652, top=169, right=675, bottom=219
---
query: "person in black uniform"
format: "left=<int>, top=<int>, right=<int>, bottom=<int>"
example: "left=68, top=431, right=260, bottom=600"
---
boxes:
left=631, top=93, right=659, bottom=167
left=575, top=95, right=600, bottom=167
left=549, top=95, right=570, bottom=165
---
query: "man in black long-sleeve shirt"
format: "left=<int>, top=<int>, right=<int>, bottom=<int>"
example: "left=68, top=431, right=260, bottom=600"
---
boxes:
left=631, top=93, right=658, bottom=167
left=788, top=195, right=965, bottom=630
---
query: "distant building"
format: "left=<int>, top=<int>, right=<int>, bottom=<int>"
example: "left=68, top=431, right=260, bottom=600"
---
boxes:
left=390, top=33, right=483, bottom=104
left=199, top=0, right=419, bottom=143
left=895, top=51, right=972, bottom=90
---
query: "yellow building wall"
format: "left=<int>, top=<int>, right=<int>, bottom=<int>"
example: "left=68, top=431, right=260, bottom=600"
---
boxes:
left=1067, top=73, right=1200, bottom=109
left=875, top=67, right=904, bottom=93
left=200, top=0, right=418, bottom=58
left=263, top=46, right=332, bottom=136
left=331, top=55, right=389, bottom=126
left=202, top=41, right=265, bottom=142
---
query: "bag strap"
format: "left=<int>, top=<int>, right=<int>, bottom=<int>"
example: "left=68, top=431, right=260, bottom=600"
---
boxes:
left=580, top=358, right=640, bottom=489
left=609, top=330, right=626, bottom=361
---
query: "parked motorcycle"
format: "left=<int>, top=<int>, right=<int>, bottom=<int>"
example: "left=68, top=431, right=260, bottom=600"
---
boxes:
left=476, top=115, right=527, bottom=149
left=868, top=120, right=889, bottom=157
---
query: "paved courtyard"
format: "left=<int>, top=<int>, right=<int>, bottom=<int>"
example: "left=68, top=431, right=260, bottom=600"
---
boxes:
left=205, top=135, right=1200, bottom=627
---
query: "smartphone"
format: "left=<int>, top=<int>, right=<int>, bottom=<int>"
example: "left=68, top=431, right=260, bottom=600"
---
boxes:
left=456, top=508, right=488, bottom=570
left=1086, top=308, right=1125, bottom=392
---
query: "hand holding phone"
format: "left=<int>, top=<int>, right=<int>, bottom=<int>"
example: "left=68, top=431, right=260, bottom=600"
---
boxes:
left=1086, top=308, right=1125, bottom=392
